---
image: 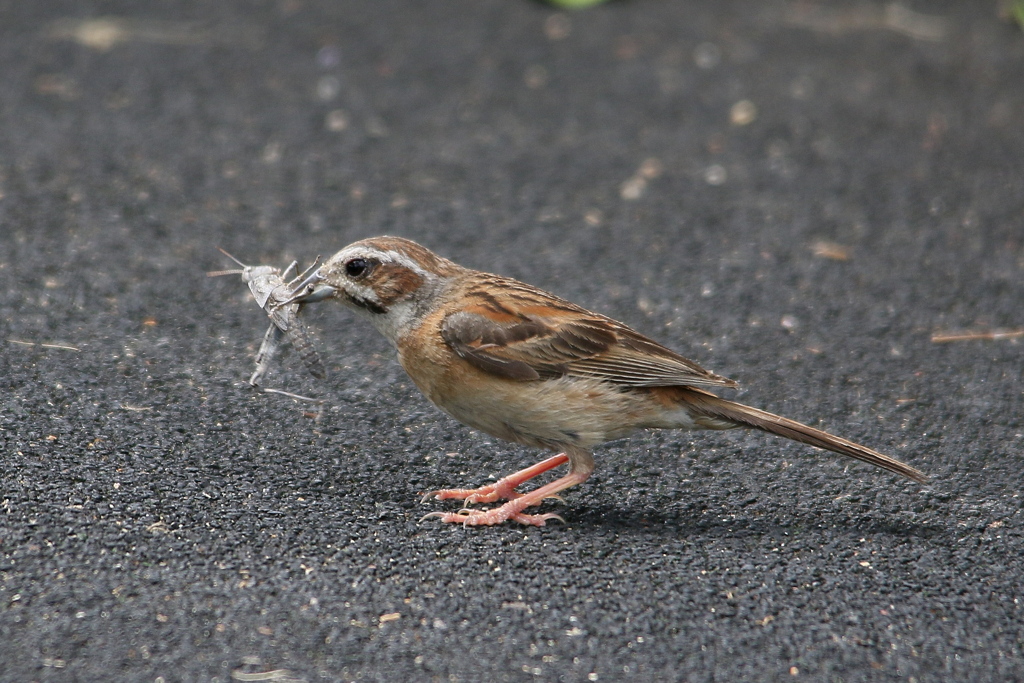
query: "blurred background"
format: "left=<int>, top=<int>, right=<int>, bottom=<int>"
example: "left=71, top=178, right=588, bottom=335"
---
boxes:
left=1, top=1, right=1022, bottom=681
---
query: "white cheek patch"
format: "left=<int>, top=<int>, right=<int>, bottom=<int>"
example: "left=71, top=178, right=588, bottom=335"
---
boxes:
left=342, top=279, right=382, bottom=307
left=369, top=298, right=419, bottom=347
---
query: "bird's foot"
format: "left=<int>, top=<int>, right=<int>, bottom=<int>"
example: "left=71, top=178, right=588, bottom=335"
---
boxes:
left=420, top=506, right=565, bottom=527
left=420, top=463, right=592, bottom=528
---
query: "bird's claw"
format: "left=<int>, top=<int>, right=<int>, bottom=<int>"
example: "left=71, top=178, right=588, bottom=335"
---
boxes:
left=420, top=482, right=523, bottom=505
left=419, top=507, right=564, bottom=527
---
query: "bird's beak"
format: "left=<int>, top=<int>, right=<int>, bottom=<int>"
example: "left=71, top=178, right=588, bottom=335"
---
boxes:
left=289, top=284, right=337, bottom=304
left=276, top=269, right=337, bottom=306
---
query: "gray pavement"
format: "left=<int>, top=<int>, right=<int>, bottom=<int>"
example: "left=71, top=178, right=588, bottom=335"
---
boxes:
left=1, top=1, right=1022, bottom=681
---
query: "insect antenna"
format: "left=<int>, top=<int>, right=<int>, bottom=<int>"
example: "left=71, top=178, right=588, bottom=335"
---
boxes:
left=208, top=247, right=250, bottom=277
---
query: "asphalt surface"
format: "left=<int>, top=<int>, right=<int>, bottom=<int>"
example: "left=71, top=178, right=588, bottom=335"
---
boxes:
left=1, top=1, right=1022, bottom=681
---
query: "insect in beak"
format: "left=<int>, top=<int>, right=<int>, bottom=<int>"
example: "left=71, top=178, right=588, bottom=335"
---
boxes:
left=291, top=266, right=323, bottom=293
left=277, top=280, right=337, bottom=307
left=294, top=284, right=337, bottom=304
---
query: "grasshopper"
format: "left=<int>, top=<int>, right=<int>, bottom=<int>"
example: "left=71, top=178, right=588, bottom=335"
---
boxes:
left=209, top=249, right=327, bottom=386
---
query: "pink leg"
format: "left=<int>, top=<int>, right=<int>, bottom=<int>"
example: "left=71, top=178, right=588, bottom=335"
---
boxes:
left=421, top=453, right=569, bottom=504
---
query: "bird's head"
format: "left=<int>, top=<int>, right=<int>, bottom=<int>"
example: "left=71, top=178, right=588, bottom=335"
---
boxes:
left=289, top=236, right=464, bottom=345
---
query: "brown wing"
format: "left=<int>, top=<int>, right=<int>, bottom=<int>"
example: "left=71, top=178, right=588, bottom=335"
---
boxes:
left=440, top=306, right=737, bottom=389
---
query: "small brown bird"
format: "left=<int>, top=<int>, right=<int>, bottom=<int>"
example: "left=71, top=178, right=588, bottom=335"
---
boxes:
left=290, top=236, right=926, bottom=526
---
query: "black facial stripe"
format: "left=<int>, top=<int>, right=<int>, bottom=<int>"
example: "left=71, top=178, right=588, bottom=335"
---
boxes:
left=346, top=292, right=387, bottom=315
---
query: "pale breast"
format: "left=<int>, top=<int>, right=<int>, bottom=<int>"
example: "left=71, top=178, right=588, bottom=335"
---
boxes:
left=394, top=304, right=691, bottom=452
left=402, top=345, right=657, bottom=451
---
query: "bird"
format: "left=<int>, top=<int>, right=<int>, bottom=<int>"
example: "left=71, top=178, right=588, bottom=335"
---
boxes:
left=287, top=236, right=926, bottom=527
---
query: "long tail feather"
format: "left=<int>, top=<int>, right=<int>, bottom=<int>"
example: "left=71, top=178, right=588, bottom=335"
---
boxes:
left=679, top=389, right=927, bottom=483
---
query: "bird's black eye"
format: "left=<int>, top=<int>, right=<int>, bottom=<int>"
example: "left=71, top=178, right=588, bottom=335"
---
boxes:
left=345, top=258, right=370, bottom=278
